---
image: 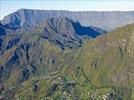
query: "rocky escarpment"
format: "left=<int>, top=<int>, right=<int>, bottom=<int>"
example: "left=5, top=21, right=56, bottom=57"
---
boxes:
left=1, top=9, right=134, bottom=30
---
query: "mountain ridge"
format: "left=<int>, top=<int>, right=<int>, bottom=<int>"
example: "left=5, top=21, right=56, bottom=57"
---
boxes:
left=1, top=9, right=134, bottom=30
left=0, top=16, right=106, bottom=48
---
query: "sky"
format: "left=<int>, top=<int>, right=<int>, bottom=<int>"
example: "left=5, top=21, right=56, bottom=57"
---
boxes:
left=0, top=0, right=134, bottom=20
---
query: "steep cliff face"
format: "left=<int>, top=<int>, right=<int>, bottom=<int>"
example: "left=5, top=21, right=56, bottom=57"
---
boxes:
left=1, top=9, right=134, bottom=30
left=0, top=23, right=6, bottom=36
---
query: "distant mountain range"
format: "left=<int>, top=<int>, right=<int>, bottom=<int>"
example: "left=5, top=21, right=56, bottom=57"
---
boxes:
left=1, top=9, right=134, bottom=30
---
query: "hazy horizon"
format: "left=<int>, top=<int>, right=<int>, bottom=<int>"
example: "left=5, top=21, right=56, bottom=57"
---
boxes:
left=0, top=0, right=134, bottom=20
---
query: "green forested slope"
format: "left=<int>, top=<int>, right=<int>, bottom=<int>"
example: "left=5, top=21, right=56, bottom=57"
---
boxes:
left=0, top=24, right=134, bottom=100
